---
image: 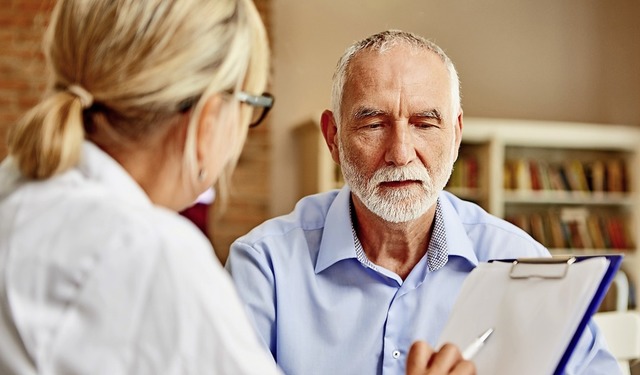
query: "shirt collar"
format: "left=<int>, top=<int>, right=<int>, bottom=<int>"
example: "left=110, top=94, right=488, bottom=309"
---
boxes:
left=315, top=187, right=479, bottom=274
left=315, top=186, right=357, bottom=273
left=0, top=157, right=23, bottom=199
left=78, top=141, right=153, bottom=208
left=426, top=201, right=449, bottom=272
left=350, top=198, right=450, bottom=273
left=0, top=141, right=152, bottom=210
left=438, top=191, right=479, bottom=267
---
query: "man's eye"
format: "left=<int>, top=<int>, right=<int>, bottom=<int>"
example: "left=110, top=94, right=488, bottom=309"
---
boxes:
left=362, top=122, right=383, bottom=129
left=415, top=122, right=436, bottom=129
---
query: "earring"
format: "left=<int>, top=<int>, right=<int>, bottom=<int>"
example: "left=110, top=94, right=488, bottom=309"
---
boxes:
left=198, top=168, right=208, bottom=182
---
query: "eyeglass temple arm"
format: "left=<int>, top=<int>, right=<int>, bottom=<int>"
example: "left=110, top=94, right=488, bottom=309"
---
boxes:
left=236, top=92, right=273, bottom=108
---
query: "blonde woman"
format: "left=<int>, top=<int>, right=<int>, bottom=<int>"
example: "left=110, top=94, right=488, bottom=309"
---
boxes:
left=0, top=0, right=279, bottom=373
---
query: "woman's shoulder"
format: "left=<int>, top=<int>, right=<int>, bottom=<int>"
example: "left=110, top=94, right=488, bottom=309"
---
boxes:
left=4, top=169, right=217, bottom=276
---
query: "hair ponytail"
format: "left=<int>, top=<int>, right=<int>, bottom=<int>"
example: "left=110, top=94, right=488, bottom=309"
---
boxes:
left=7, top=91, right=86, bottom=179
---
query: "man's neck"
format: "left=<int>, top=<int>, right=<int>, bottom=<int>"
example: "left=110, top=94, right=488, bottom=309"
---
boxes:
left=351, top=196, right=437, bottom=280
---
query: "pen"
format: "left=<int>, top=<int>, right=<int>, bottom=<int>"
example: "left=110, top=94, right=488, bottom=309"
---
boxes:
left=461, top=328, right=494, bottom=360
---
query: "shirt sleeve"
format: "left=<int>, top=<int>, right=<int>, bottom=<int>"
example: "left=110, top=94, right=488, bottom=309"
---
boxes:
left=225, top=240, right=278, bottom=360
left=564, top=319, right=621, bottom=374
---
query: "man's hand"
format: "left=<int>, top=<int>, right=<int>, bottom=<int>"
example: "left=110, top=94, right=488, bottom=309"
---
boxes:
left=406, top=341, right=476, bottom=375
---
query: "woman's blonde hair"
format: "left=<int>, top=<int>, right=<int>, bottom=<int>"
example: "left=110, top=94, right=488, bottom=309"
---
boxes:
left=8, top=0, right=269, bottom=202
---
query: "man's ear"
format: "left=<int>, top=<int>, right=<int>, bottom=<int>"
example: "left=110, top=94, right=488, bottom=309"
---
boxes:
left=453, top=109, right=464, bottom=161
left=320, top=110, right=340, bottom=165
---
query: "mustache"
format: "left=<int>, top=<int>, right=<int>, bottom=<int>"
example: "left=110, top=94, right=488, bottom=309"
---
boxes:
left=370, top=165, right=430, bottom=185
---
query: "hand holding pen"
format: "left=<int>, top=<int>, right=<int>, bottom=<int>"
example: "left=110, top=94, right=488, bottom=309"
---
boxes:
left=462, top=328, right=494, bottom=360
left=406, top=342, right=476, bottom=375
left=405, top=328, right=493, bottom=375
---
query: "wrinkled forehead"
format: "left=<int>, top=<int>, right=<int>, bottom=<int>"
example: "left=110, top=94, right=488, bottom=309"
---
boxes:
left=341, top=46, right=454, bottom=117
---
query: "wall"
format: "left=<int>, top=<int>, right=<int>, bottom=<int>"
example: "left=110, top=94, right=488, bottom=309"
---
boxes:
left=270, top=0, right=640, bottom=216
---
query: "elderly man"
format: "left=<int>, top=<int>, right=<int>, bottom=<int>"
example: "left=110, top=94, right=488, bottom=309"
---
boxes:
left=226, top=30, right=618, bottom=375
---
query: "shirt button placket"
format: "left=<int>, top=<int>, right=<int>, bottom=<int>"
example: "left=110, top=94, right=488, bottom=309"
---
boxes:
left=382, top=290, right=406, bottom=374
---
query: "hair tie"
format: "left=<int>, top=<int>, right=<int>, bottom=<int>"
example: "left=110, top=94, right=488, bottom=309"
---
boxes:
left=67, top=84, right=94, bottom=109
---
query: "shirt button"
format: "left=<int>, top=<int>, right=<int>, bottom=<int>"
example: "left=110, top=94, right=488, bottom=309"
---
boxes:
left=392, top=350, right=401, bottom=359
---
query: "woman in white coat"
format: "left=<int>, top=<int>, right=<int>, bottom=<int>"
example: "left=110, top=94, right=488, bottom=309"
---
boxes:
left=0, top=0, right=278, bottom=373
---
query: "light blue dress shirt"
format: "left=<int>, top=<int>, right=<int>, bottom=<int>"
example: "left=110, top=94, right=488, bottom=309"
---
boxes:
left=226, top=186, right=619, bottom=375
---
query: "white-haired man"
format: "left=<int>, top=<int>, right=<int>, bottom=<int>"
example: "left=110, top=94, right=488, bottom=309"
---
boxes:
left=226, top=30, right=618, bottom=375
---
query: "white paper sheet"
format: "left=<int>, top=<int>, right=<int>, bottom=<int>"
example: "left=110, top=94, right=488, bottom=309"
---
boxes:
left=436, top=257, right=609, bottom=375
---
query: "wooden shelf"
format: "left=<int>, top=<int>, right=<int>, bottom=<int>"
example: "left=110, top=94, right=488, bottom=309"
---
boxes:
left=503, top=191, right=636, bottom=206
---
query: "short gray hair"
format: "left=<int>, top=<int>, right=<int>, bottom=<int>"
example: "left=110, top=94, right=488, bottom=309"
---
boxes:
left=330, top=30, right=461, bottom=126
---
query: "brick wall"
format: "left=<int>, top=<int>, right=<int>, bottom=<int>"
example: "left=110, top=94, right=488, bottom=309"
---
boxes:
left=0, top=0, right=273, bottom=264
left=0, top=0, right=53, bottom=158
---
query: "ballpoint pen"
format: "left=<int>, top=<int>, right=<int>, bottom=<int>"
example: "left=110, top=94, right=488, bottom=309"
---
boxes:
left=461, top=328, right=494, bottom=360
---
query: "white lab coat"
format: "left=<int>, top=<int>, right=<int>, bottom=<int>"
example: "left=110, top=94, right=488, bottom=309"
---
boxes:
left=0, top=141, right=280, bottom=375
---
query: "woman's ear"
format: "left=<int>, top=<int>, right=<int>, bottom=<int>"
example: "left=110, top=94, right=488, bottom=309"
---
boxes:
left=195, top=94, right=225, bottom=168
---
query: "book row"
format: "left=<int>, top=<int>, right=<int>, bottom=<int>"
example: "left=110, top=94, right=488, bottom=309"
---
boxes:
left=448, top=156, right=479, bottom=189
left=503, top=158, right=628, bottom=193
left=506, top=208, right=633, bottom=250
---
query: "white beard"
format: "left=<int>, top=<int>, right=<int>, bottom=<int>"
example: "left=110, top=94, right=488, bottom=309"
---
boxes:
left=339, top=141, right=453, bottom=223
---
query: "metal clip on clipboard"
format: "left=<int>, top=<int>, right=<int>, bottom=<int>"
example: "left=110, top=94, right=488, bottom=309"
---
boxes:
left=509, top=256, right=577, bottom=279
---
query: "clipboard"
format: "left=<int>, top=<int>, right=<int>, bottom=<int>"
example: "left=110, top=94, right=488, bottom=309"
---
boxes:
left=436, top=254, right=623, bottom=375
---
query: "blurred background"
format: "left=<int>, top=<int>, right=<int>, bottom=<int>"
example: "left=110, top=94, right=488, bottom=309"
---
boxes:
left=2, top=0, right=639, bottom=260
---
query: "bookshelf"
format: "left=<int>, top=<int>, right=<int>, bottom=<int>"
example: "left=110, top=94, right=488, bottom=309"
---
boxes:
left=293, top=118, right=640, bottom=310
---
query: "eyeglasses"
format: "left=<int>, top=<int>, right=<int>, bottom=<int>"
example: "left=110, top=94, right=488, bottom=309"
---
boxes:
left=236, top=91, right=274, bottom=128
left=178, top=91, right=274, bottom=128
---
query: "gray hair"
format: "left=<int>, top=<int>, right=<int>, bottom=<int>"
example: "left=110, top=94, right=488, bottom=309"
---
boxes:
left=330, top=30, right=461, bottom=126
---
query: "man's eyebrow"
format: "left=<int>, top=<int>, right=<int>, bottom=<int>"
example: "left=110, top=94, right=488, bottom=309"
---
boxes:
left=413, top=109, right=442, bottom=121
left=352, top=107, right=387, bottom=120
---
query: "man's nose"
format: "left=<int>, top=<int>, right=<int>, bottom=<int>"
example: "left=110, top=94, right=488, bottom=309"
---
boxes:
left=384, top=124, right=416, bottom=167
